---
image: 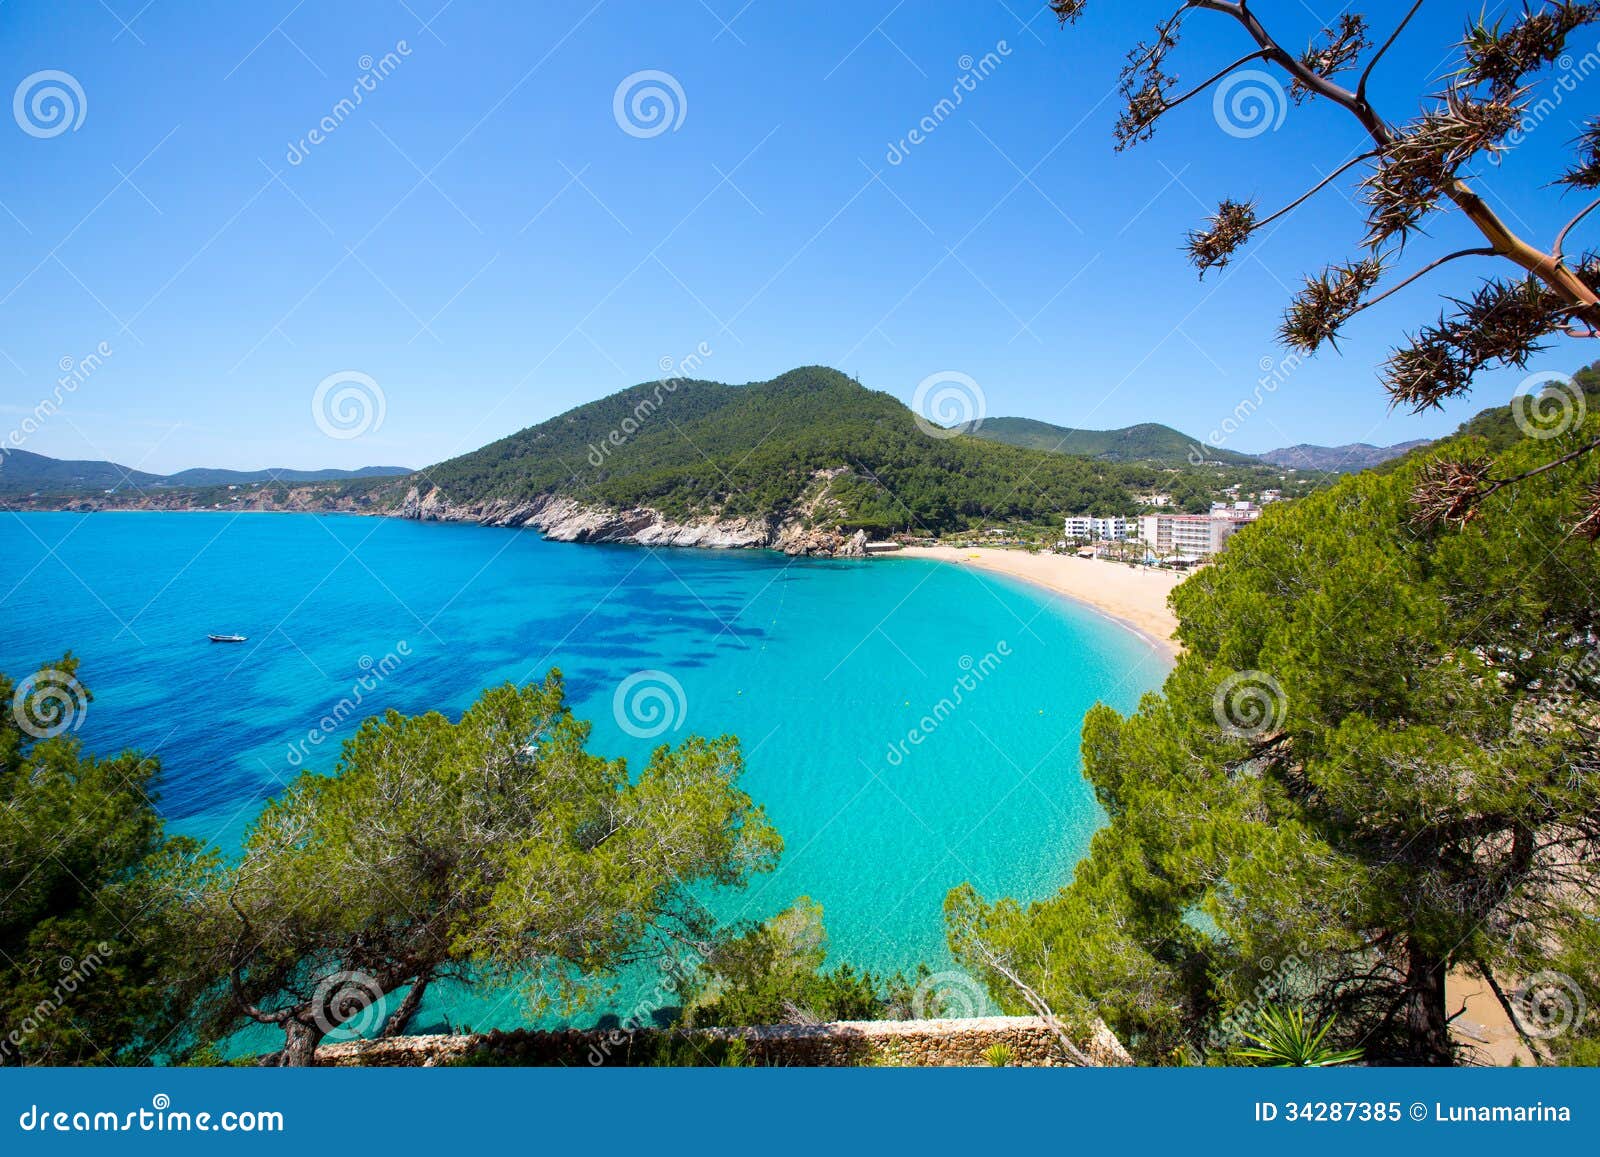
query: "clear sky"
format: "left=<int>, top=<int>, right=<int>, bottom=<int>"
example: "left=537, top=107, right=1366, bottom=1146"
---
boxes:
left=2, top=0, right=1596, bottom=473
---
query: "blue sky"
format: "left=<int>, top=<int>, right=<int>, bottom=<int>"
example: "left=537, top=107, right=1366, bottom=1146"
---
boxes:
left=2, top=0, right=1596, bottom=472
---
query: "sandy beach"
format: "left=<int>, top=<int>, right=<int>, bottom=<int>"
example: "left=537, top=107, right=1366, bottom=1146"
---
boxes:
left=893, top=547, right=1185, bottom=661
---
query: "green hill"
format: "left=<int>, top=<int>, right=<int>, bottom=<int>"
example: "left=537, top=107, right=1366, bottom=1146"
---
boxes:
left=1449, top=362, right=1600, bottom=451
left=964, top=415, right=1260, bottom=465
left=0, top=450, right=411, bottom=496
left=0, top=449, right=163, bottom=495
left=415, top=366, right=1154, bottom=534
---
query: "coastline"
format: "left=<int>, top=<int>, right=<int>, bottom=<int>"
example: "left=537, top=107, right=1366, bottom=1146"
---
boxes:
left=892, top=547, right=1185, bottom=662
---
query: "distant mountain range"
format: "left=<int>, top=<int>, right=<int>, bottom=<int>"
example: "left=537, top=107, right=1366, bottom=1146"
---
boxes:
left=962, top=416, right=1433, bottom=473
left=1254, top=441, right=1433, bottom=473
left=964, top=416, right=1261, bottom=465
left=0, top=448, right=411, bottom=495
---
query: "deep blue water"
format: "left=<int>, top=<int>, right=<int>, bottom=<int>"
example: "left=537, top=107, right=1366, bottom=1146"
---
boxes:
left=1, top=512, right=1166, bottom=1034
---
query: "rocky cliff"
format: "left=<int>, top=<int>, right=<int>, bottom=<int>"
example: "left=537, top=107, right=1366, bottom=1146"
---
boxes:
left=396, top=486, right=870, bottom=558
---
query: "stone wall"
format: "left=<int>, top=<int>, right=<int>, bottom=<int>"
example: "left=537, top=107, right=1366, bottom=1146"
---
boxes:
left=316, top=1015, right=1131, bottom=1068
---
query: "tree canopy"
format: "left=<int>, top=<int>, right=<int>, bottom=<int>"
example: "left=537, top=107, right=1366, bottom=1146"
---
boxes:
left=0, top=657, right=194, bottom=1066
left=172, top=673, right=782, bottom=1065
left=948, top=417, right=1600, bottom=1064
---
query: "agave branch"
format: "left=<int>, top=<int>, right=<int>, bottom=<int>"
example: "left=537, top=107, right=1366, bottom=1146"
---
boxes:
left=1058, top=1, right=1600, bottom=532
left=1357, top=0, right=1426, bottom=101
left=1556, top=195, right=1600, bottom=259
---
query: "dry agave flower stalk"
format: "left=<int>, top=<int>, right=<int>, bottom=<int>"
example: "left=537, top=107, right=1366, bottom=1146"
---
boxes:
left=1411, top=457, right=1497, bottom=529
left=1051, top=0, right=1600, bottom=534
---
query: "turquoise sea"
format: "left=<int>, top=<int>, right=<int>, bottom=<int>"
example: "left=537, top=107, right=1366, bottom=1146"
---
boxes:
left=1, top=512, right=1167, bottom=1034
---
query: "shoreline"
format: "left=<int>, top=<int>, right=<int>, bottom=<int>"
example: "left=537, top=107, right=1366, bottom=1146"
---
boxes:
left=891, top=547, right=1185, bottom=663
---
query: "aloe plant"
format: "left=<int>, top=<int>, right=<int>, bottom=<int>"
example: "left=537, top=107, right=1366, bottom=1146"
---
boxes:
left=1235, top=1003, right=1364, bottom=1068
left=982, top=1042, right=1017, bottom=1067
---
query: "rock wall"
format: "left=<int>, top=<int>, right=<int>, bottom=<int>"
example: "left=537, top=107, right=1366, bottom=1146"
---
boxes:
left=315, top=1015, right=1131, bottom=1068
left=395, top=486, right=870, bottom=558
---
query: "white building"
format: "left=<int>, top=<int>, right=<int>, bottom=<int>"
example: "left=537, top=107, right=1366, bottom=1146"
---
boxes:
left=1064, top=515, right=1134, bottom=541
left=1134, top=492, right=1173, bottom=507
left=1139, top=506, right=1260, bottom=558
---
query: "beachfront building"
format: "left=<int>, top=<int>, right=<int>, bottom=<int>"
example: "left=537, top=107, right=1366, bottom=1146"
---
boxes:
left=1139, top=504, right=1261, bottom=558
left=1064, top=514, right=1135, bottom=541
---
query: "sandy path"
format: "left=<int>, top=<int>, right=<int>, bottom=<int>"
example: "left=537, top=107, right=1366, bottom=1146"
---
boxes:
left=891, top=547, right=1184, bottom=661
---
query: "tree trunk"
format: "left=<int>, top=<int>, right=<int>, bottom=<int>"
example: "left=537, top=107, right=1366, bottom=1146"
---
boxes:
left=278, top=1017, right=326, bottom=1067
left=1402, top=938, right=1454, bottom=1066
left=381, top=973, right=431, bottom=1038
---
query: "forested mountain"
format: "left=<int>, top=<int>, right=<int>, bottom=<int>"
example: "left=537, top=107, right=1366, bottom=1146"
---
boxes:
left=414, top=367, right=1151, bottom=534
left=0, top=449, right=164, bottom=494
left=965, top=415, right=1259, bottom=465
left=1449, top=362, right=1600, bottom=451
left=0, top=449, right=410, bottom=495
left=7, top=368, right=1315, bottom=532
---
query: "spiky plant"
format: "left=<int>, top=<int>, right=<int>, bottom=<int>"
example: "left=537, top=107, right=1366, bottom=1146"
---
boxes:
left=982, top=1042, right=1018, bottom=1067
left=1234, top=1004, right=1365, bottom=1068
left=1051, top=1, right=1600, bottom=535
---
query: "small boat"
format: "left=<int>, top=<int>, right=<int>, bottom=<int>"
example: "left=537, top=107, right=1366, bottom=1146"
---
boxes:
left=208, top=634, right=248, bottom=643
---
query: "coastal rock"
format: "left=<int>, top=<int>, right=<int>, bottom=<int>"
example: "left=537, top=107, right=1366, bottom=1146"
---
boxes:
left=393, top=485, right=877, bottom=558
